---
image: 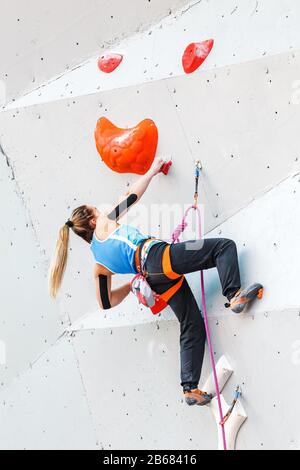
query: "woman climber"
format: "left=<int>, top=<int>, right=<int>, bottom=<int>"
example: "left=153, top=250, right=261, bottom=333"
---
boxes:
left=49, top=157, right=263, bottom=407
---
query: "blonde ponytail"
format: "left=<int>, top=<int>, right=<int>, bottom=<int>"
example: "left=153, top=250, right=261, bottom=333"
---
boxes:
left=48, top=205, right=95, bottom=297
left=48, top=224, right=70, bottom=298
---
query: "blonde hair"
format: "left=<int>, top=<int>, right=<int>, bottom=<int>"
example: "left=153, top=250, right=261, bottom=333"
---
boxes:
left=48, top=205, right=95, bottom=298
left=48, top=225, right=70, bottom=298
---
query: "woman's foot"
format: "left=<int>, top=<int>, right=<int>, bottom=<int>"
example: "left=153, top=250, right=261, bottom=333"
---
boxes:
left=227, top=283, right=264, bottom=314
left=184, top=388, right=213, bottom=406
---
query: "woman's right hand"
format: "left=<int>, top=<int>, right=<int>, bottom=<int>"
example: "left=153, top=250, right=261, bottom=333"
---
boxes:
left=148, top=157, right=166, bottom=177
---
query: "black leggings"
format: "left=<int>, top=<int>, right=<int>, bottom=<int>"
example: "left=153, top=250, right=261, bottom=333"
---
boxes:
left=144, top=238, right=241, bottom=390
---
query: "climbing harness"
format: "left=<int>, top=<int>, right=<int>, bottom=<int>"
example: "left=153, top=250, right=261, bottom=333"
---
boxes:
left=170, top=161, right=228, bottom=451
left=132, top=238, right=184, bottom=315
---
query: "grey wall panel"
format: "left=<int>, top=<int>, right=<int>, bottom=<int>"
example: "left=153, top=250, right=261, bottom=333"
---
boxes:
left=0, top=0, right=188, bottom=102
left=72, top=308, right=300, bottom=450
left=0, top=151, right=63, bottom=390
left=72, top=323, right=216, bottom=450
left=0, top=336, right=98, bottom=450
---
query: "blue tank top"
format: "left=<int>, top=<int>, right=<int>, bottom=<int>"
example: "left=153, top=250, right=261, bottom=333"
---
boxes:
left=90, top=224, right=155, bottom=274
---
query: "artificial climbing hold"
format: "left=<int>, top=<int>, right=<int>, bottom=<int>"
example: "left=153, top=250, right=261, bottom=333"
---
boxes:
left=160, top=160, right=172, bottom=175
left=182, top=39, right=214, bottom=74
left=98, top=53, right=123, bottom=73
left=94, top=117, right=158, bottom=174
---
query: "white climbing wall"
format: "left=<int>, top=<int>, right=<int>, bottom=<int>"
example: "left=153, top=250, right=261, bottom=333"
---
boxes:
left=0, top=0, right=188, bottom=103
left=1, top=0, right=300, bottom=450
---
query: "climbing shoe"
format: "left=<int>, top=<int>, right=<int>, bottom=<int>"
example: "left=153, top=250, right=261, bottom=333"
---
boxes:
left=226, top=283, right=264, bottom=314
left=184, top=389, right=213, bottom=406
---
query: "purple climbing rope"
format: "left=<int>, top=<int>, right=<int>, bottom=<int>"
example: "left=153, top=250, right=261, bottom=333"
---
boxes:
left=171, top=204, right=227, bottom=451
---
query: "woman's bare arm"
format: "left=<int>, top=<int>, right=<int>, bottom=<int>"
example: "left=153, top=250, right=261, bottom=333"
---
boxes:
left=107, top=157, right=165, bottom=221
left=110, top=283, right=132, bottom=308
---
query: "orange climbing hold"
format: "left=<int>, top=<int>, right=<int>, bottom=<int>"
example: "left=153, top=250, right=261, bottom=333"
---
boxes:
left=94, top=117, right=158, bottom=174
left=182, top=39, right=214, bottom=74
left=98, top=53, right=123, bottom=73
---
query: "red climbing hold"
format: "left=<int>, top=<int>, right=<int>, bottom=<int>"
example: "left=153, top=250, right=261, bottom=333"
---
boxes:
left=98, top=53, right=123, bottom=73
left=94, top=117, right=158, bottom=175
left=182, top=39, right=214, bottom=74
left=160, top=160, right=172, bottom=175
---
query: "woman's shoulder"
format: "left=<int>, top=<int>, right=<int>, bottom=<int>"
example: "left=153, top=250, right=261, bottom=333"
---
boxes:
left=94, top=263, right=114, bottom=277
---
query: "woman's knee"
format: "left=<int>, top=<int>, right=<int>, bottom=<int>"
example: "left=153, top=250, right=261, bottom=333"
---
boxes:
left=220, top=238, right=237, bottom=250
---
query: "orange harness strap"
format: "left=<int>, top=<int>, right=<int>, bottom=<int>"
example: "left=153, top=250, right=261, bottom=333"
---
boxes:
left=160, top=275, right=184, bottom=302
left=161, top=244, right=184, bottom=302
left=135, top=242, right=184, bottom=304
left=162, top=245, right=182, bottom=280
